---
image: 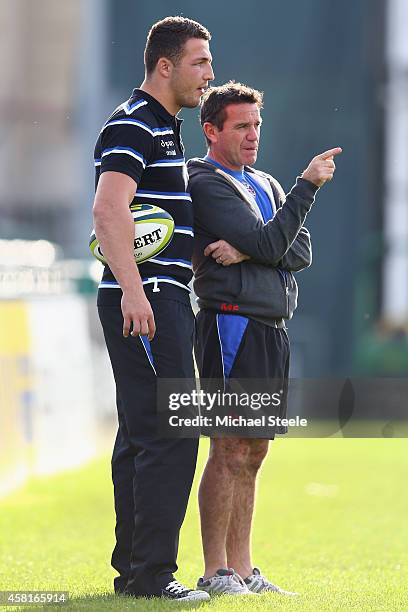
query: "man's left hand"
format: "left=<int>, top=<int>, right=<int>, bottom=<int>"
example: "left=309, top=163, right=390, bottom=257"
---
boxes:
left=301, top=147, right=342, bottom=187
left=204, top=240, right=250, bottom=266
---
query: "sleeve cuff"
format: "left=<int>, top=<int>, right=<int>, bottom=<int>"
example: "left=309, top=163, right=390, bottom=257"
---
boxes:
left=295, top=176, right=320, bottom=197
left=100, top=164, right=141, bottom=185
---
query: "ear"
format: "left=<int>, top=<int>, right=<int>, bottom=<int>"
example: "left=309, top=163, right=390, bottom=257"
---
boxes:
left=203, top=122, right=218, bottom=145
left=156, top=57, right=173, bottom=79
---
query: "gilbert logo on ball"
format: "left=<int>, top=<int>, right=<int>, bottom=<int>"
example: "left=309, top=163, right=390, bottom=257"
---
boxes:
left=89, top=204, right=175, bottom=264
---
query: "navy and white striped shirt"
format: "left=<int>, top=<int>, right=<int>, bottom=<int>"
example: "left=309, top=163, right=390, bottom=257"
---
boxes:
left=94, top=89, right=194, bottom=298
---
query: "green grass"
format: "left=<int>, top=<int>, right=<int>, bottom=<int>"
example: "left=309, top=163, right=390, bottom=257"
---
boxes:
left=1, top=438, right=407, bottom=611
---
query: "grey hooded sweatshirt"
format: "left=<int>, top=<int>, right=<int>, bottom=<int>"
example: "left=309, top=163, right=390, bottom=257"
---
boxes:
left=187, top=158, right=319, bottom=326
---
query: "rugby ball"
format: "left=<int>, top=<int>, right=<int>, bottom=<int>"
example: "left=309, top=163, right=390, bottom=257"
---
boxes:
left=89, top=204, right=174, bottom=264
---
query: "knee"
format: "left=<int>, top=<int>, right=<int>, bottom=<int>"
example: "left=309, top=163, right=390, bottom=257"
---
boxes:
left=209, top=439, right=251, bottom=477
left=246, top=440, right=269, bottom=474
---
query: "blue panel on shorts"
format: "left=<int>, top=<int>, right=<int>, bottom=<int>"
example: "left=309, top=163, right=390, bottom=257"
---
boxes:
left=140, top=335, right=156, bottom=374
left=216, top=314, right=249, bottom=381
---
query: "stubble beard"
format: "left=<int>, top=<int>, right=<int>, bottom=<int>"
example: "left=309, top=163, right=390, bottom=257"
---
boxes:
left=170, top=72, right=201, bottom=110
left=175, top=89, right=201, bottom=110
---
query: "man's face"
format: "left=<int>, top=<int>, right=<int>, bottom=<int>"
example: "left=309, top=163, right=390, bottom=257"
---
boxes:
left=209, top=103, right=262, bottom=170
left=170, top=38, right=214, bottom=108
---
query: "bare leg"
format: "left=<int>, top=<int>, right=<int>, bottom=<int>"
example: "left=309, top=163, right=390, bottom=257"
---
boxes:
left=226, top=439, right=269, bottom=578
left=198, top=438, right=250, bottom=579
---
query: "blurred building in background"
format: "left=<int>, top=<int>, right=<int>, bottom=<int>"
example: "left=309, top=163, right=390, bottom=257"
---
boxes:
left=0, top=0, right=82, bottom=247
left=0, top=0, right=407, bottom=492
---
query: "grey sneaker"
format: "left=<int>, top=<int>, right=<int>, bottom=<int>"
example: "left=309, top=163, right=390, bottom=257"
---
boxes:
left=244, top=567, right=298, bottom=595
left=197, top=568, right=258, bottom=596
left=162, top=579, right=210, bottom=602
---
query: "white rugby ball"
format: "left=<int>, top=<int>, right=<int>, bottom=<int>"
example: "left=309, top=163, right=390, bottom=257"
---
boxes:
left=89, top=203, right=174, bottom=264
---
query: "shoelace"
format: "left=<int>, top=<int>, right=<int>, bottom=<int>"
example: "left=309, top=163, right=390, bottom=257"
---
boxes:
left=257, top=574, right=278, bottom=591
left=233, top=571, right=247, bottom=587
left=223, top=570, right=248, bottom=591
left=166, top=580, right=189, bottom=595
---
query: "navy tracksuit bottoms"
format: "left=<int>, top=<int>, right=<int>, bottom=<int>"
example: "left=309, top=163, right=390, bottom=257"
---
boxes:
left=97, top=284, right=198, bottom=596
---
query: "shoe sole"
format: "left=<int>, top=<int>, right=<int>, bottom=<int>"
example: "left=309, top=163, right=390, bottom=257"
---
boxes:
left=198, top=589, right=259, bottom=597
left=250, top=588, right=299, bottom=596
left=163, top=593, right=211, bottom=603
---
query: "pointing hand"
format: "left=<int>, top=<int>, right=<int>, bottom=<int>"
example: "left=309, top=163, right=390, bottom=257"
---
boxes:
left=301, top=147, right=342, bottom=187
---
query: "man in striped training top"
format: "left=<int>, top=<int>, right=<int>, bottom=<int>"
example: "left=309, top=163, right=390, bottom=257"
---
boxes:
left=92, top=16, right=214, bottom=601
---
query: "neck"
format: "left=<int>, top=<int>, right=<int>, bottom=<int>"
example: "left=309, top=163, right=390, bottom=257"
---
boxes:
left=207, top=150, right=244, bottom=173
left=139, top=78, right=180, bottom=116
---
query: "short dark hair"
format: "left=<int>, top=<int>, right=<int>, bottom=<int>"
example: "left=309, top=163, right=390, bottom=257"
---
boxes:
left=200, top=81, right=264, bottom=145
left=144, top=16, right=211, bottom=75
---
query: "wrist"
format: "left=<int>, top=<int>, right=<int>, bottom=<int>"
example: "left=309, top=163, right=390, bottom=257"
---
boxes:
left=300, top=174, right=321, bottom=189
left=120, top=271, right=144, bottom=294
left=296, top=176, right=320, bottom=196
left=122, top=281, right=145, bottom=294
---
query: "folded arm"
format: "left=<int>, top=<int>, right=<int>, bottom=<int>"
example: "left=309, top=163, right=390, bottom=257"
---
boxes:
left=278, top=226, right=312, bottom=271
left=191, top=174, right=317, bottom=266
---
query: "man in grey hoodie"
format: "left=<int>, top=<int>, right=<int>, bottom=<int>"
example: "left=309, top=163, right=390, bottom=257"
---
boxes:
left=187, top=81, right=341, bottom=597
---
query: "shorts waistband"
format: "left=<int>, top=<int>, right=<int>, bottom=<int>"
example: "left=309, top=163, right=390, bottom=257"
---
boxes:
left=98, top=276, right=190, bottom=293
left=200, top=308, right=286, bottom=329
left=97, top=276, right=191, bottom=307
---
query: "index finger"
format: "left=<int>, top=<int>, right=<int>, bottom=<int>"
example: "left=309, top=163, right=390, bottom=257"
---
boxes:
left=209, top=246, right=224, bottom=260
left=123, top=314, right=131, bottom=338
left=147, top=313, right=156, bottom=341
left=318, top=147, right=342, bottom=160
left=204, top=241, right=221, bottom=257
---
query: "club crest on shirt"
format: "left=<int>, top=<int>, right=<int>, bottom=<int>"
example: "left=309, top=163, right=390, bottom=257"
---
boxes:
left=242, top=181, right=256, bottom=198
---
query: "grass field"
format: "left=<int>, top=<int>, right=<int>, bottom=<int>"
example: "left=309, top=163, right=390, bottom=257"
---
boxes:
left=1, top=438, right=407, bottom=611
